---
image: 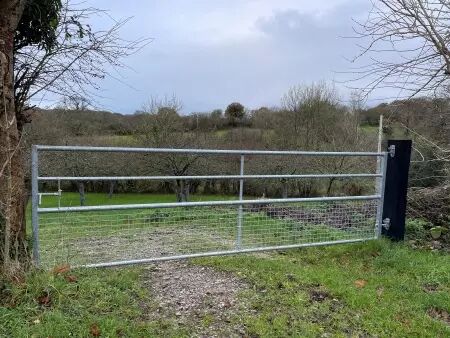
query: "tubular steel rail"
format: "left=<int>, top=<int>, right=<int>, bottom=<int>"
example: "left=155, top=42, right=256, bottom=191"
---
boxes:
left=31, top=145, right=388, bottom=268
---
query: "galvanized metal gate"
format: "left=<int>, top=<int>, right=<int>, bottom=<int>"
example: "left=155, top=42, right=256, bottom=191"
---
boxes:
left=31, top=145, right=389, bottom=268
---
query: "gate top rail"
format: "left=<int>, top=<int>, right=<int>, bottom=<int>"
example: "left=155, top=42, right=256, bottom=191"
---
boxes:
left=38, top=173, right=382, bottom=181
left=34, top=145, right=385, bottom=157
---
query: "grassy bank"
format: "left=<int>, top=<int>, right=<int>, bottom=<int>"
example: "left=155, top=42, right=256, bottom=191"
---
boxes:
left=9, top=192, right=448, bottom=336
left=1, top=240, right=449, bottom=337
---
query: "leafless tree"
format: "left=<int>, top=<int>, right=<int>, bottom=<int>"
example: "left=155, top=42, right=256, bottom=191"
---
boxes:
left=281, top=82, right=339, bottom=150
left=138, top=95, right=202, bottom=202
left=352, top=1, right=450, bottom=225
left=58, top=95, right=91, bottom=111
left=1, top=0, right=148, bottom=272
left=353, top=0, right=450, bottom=98
left=14, top=0, right=149, bottom=120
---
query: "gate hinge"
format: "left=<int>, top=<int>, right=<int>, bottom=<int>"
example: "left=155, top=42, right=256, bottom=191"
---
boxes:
left=388, top=145, right=395, bottom=157
left=382, top=218, right=391, bottom=230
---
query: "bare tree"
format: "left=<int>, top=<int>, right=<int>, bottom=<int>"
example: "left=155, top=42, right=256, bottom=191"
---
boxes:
left=353, top=6, right=450, bottom=161
left=280, top=82, right=339, bottom=150
left=353, top=0, right=450, bottom=98
left=352, top=2, right=450, bottom=230
left=1, top=0, right=147, bottom=272
left=349, top=89, right=367, bottom=139
left=138, top=95, right=202, bottom=202
left=58, top=95, right=91, bottom=111
left=14, top=1, right=148, bottom=119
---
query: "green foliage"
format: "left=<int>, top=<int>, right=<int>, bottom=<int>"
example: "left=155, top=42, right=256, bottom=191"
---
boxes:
left=430, top=226, right=447, bottom=240
left=225, top=102, right=245, bottom=125
left=406, top=219, right=430, bottom=242
left=15, top=0, right=62, bottom=52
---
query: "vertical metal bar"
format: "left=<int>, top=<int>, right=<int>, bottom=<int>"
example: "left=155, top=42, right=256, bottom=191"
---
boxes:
left=375, top=114, right=383, bottom=196
left=57, top=179, right=61, bottom=209
left=236, top=155, right=245, bottom=249
left=31, top=145, right=40, bottom=266
left=376, top=153, right=388, bottom=238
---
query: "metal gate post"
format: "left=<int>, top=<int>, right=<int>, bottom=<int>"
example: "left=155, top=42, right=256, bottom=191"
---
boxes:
left=236, top=155, right=245, bottom=249
left=382, top=140, right=412, bottom=240
left=376, top=152, right=388, bottom=238
left=31, top=145, right=40, bottom=266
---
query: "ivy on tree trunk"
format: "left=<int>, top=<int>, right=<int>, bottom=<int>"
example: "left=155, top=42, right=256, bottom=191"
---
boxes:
left=0, top=0, right=28, bottom=273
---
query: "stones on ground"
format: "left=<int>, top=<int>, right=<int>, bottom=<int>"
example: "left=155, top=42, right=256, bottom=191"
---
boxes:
left=309, top=289, right=330, bottom=302
left=142, top=261, right=248, bottom=337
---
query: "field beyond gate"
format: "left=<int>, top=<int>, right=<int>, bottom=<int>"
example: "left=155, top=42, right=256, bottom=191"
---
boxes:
left=32, top=146, right=387, bottom=268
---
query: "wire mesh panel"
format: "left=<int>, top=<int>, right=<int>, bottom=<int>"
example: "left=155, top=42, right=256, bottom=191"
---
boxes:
left=31, top=145, right=387, bottom=268
left=39, top=206, right=238, bottom=267
left=38, top=200, right=378, bottom=268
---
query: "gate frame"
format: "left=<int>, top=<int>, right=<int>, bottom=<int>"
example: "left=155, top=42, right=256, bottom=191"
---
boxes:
left=31, top=145, right=389, bottom=268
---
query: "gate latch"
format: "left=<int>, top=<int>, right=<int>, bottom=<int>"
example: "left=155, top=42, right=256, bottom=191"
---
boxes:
left=382, top=218, right=391, bottom=230
left=388, top=145, right=395, bottom=157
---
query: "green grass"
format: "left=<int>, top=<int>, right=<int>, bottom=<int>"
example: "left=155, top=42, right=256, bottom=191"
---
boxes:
left=36, top=192, right=238, bottom=209
left=15, top=193, right=449, bottom=336
left=1, top=240, right=449, bottom=337
left=0, top=268, right=188, bottom=337
left=197, top=240, right=450, bottom=337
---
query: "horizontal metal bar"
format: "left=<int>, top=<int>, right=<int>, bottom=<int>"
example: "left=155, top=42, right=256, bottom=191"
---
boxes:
left=38, top=195, right=381, bottom=213
left=35, top=145, right=385, bottom=157
left=38, top=173, right=382, bottom=181
left=39, top=192, right=60, bottom=196
left=80, top=238, right=375, bottom=268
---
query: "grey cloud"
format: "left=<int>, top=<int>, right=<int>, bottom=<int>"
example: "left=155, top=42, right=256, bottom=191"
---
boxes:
left=74, top=1, right=378, bottom=114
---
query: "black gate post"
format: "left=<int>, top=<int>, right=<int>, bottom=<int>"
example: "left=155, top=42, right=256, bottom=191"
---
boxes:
left=381, top=140, right=412, bottom=241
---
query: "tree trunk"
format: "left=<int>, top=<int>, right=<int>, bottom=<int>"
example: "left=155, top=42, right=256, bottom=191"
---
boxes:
left=326, top=178, right=336, bottom=196
left=174, top=179, right=185, bottom=202
left=281, top=179, right=288, bottom=198
left=0, top=0, right=28, bottom=272
left=108, top=180, right=115, bottom=198
left=77, top=182, right=85, bottom=206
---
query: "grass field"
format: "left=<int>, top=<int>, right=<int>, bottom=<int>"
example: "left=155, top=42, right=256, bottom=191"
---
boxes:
left=5, top=192, right=447, bottom=336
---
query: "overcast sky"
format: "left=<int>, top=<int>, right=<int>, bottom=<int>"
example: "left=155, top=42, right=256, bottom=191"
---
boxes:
left=67, top=0, right=388, bottom=114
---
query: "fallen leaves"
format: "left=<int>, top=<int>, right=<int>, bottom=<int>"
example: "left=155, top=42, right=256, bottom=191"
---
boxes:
left=90, top=323, right=101, bottom=337
left=64, top=274, right=78, bottom=283
left=53, top=264, right=70, bottom=275
left=37, top=291, right=51, bottom=307
left=52, top=264, right=78, bottom=284
left=309, top=289, right=330, bottom=302
left=354, top=279, right=368, bottom=288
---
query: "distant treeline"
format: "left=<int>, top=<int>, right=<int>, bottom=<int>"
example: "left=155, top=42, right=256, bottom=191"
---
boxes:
left=24, top=91, right=450, bottom=202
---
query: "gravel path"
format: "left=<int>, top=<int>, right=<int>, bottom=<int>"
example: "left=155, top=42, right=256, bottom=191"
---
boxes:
left=141, top=261, right=250, bottom=337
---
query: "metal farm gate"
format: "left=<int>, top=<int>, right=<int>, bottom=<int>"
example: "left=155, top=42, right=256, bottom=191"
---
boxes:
left=31, top=145, right=390, bottom=268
